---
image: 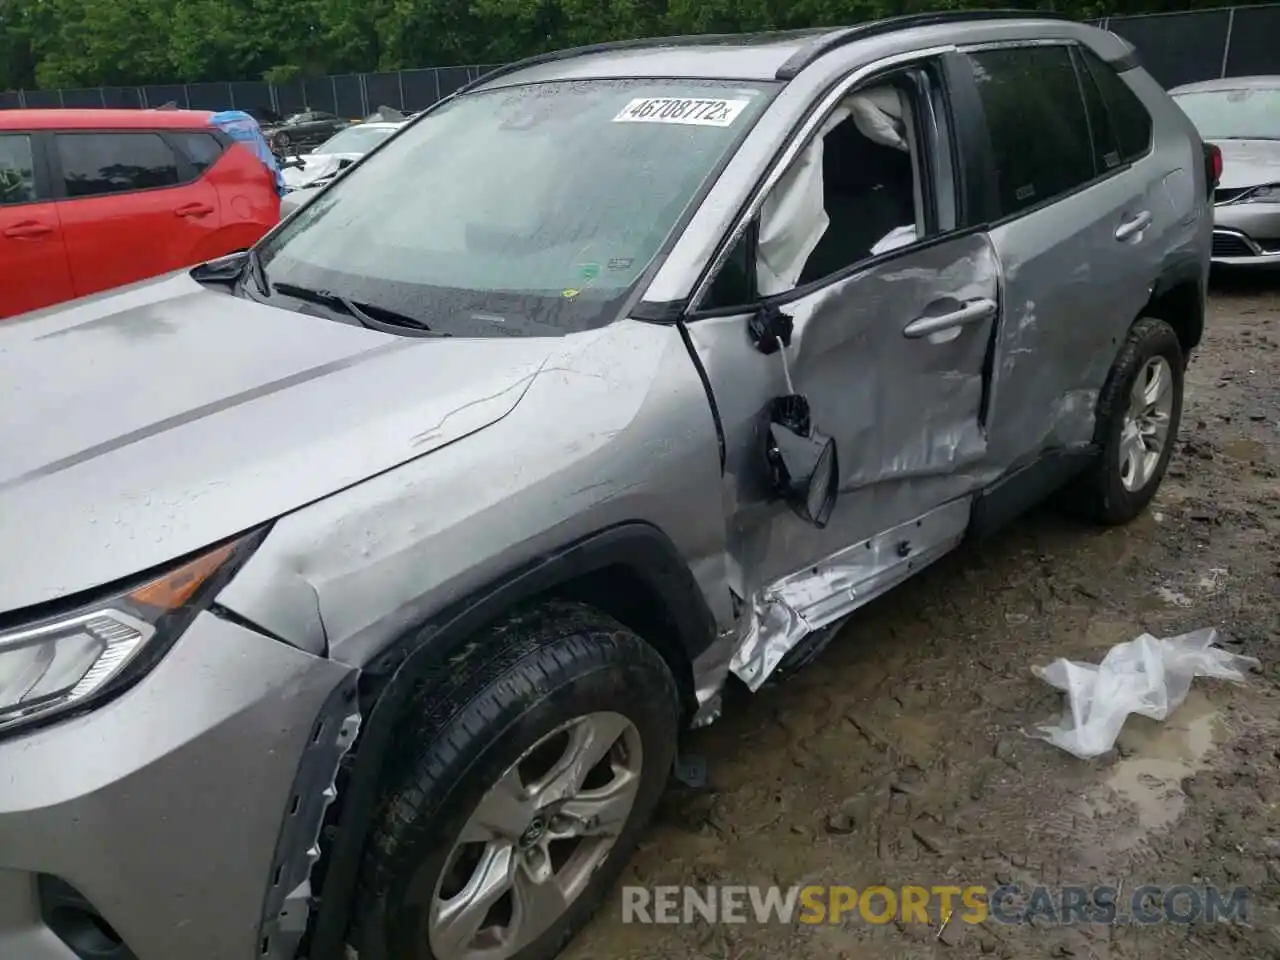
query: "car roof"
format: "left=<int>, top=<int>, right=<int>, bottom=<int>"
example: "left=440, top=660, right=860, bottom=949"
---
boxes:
left=0, top=108, right=216, bottom=130
left=468, top=11, right=1083, bottom=89
left=479, top=28, right=836, bottom=85
left=1170, top=75, right=1280, bottom=95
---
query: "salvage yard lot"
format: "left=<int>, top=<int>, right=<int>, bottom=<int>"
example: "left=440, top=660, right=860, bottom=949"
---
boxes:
left=569, top=280, right=1280, bottom=960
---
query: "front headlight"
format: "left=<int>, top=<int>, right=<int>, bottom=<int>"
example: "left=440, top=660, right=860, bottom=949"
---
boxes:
left=0, top=531, right=263, bottom=734
left=1244, top=184, right=1280, bottom=203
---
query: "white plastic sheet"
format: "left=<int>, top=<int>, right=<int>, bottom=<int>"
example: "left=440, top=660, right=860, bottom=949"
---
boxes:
left=1031, top=628, right=1259, bottom=759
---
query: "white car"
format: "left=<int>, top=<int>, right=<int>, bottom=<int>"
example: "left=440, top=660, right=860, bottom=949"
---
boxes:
left=280, top=121, right=405, bottom=191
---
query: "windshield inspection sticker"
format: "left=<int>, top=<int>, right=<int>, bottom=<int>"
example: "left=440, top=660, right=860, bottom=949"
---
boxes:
left=613, top=97, right=750, bottom=127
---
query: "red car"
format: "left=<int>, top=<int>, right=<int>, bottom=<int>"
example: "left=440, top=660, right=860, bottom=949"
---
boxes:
left=0, top=108, right=280, bottom=319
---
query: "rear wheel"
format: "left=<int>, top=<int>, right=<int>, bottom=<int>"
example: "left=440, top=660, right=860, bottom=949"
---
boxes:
left=354, top=601, right=680, bottom=960
left=1065, top=317, right=1184, bottom=525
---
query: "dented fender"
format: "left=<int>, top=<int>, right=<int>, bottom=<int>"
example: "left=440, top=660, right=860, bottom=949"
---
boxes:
left=216, top=319, right=736, bottom=663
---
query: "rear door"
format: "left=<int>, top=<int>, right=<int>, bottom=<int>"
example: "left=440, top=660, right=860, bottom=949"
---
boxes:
left=954, top=41, right=1164, bottom=468
left=51, top=130, right=222, bottom=297
left=0, top=131, right=75, bottom=318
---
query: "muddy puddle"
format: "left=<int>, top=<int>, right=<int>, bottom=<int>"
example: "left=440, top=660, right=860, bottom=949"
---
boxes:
left=1099, top=689, right=1225, bottom=843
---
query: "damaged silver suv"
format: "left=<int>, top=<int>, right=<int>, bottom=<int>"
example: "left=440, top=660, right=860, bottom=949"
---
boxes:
left=0, top=12, right=1213, bottom=960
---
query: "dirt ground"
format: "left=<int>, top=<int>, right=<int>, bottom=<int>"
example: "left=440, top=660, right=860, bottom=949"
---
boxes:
left=566, top=278, right=1280, bottom=960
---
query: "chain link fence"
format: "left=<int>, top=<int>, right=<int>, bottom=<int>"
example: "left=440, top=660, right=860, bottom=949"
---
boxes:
left=0, top=65, right=503, bottom=116
left=3, top=4, right=1279, bottom=114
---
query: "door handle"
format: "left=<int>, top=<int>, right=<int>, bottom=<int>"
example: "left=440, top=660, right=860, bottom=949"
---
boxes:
left=3, top=221, right=53, bottom=239
left=175, top=202, right=215, bottom=218
left=1114, top=210, right=1152, bottom=241
left=902, top=297, right=997, bottom=340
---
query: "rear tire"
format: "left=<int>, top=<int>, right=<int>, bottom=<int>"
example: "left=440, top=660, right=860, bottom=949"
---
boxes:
left=1065, top=317, right=1184, bottom=525
left=354, top=601, right=680, bottom=960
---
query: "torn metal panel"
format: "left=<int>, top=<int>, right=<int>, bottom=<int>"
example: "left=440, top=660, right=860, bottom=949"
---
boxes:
left=730, top=497, right=971, bottom=691
left=259, top=673, right=362, bottom=960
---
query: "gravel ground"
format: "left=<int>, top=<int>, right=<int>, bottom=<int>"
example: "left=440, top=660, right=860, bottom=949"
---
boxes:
left=565, top=278, right=1280, bottom=960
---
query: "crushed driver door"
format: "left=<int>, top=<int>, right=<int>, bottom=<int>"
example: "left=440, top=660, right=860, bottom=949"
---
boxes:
left=684, top=231, right=1002, bottom=688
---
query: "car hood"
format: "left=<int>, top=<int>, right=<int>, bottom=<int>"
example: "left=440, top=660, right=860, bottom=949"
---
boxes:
left=1213, top=139, right=1280, bottom=190
left=282, top=152, right=358, bottom=189
left=0, top=273, right=553, bottom=613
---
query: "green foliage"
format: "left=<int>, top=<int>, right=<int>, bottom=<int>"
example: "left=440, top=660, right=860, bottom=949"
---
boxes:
left=0, top=0, right=1270, bottom=91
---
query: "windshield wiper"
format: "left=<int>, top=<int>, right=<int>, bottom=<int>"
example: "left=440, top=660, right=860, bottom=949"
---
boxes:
left=272, top=282, right=440, bottom=334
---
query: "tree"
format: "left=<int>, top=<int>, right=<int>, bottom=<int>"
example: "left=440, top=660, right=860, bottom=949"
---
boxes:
left=0, top=0, right=1274, bottom=91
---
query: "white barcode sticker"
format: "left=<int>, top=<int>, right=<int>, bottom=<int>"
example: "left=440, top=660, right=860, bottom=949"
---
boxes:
left=612, top=97, right=750, bottom=127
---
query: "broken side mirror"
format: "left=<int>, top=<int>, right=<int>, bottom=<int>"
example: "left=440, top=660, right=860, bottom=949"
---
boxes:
left=751, top=303, right=840, bottom=528
left=766, top=395, right=839, bottom=527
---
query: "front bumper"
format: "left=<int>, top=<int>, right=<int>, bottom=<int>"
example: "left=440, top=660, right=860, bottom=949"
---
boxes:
left=0, top=611, right=355, bottom=960
left=1212, top=202, right=1280, bottom=266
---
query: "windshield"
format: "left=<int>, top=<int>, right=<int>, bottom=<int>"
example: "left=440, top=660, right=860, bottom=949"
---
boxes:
left=1173, top=87, right=1280, bottom=140
left=317, top=124, right=400, bottom=155
left=256, top=78, right=776, bottom=337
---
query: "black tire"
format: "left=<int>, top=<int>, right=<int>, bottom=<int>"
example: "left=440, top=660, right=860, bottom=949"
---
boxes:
left=354, top=601, right=680, bottom=960
left=1065, top=316, right=1184, bottom=525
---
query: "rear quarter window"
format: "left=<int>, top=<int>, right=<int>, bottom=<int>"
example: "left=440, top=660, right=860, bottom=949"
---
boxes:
left=169, top=131, right=227, bottom=174
left=56, top=132, right=181, bottom=198
left=1077, top=47, right=1153, bottom=163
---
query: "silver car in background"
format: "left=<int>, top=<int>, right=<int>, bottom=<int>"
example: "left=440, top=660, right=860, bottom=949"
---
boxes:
left=1172, top=76, right=1280, bottom=267
left=281, top=121, right=406, bottom=191
left=280, top=121, right=407, bottom=217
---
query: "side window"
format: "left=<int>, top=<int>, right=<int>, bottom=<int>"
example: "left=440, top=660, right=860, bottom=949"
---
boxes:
left=967, top=45, right=1096, bottom=219
left=1077, top=47, right=1153, bottom=163
left=0, top=134, right=38, bottom=205
left=702, top=72, right=938, bottom=307
left=169, top=132, right=226, bottom=174
left=57, top=132, right=182, bottom=199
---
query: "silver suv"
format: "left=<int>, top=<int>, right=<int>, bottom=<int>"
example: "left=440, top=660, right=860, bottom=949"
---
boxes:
left=0, top=13, right=1213, bottom=960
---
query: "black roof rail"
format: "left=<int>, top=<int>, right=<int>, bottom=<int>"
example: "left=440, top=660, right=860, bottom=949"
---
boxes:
left=451, top=12, right=1079, bottom=96
left=775, top=9, right=1079, bottom=78
left=455, top=28, right=830, bottom=96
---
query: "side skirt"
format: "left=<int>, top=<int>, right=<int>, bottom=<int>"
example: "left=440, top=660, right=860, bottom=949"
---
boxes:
left=728, top=496, right=973, bottom=692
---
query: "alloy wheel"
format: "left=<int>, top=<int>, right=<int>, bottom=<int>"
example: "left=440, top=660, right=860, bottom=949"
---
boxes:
left=425, top=712, right=643, bottom=960
left=1118, top=355, right=1175, bottom=492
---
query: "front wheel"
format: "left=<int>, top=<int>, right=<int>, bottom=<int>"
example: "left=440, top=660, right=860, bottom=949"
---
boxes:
left=354, top=601, right=680, bottom=960
left=1066, top=316, right=1185, bottom=525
